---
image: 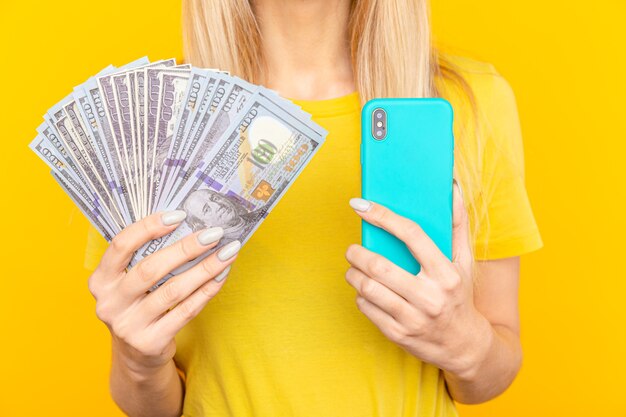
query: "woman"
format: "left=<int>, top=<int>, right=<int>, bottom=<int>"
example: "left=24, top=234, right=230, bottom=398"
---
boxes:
left=85, top=0, right=543, bottom=415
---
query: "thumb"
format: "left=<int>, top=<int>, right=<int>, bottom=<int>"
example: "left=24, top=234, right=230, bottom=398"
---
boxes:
left=452, top=180, right=472, bottom=268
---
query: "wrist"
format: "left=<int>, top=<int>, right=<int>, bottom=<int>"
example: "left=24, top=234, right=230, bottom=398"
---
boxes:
left=445, top=308, right=494, bottom=382
left=111, top=339, right=173, bottom=384
left=109, top=341, right=184, bottom=417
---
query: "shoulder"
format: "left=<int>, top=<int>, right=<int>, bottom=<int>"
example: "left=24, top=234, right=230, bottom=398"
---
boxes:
left=438, top=53, right=517, bottom=115
left=437, top=53, right=522, bottom=152
left=442, top=53, right=498, bottom=76
left=437, top=53, right=527, bottom=180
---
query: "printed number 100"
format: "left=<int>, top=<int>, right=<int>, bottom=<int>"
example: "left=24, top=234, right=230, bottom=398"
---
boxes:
left=247, top=139, right=277, bottom=169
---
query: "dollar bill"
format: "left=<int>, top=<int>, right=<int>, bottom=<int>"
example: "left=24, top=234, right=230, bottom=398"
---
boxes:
left=72, top=82, right=135, bottom=225
left=63, top=96, right=132, bottom=226
left=160, top=76, right=250, bottom=206
left=111, top=72, right=142, bottom=216
left=156, top=72, right=226, bottom=206
left=147, top=69, right=191, bottom=211
left=45, top=103, right=124, bottom=230
left=126, top=59, right=177, bottom=216
left=93, top=57, right=152, bottom=220
left=143, top=66, right=183, bottom=211
left=98, top=72, right=141, bottom=217
left=133, top=92, right=327, bottom=283
left=163, top=77, right=307, bottom=205
left=154, top=68, right=211, bottom=208
left=36, top=122, right=90, bottom=192
left=83, top=76, right=138, bottom=222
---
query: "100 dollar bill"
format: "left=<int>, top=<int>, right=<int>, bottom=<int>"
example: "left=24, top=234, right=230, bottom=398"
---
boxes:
left=132, top=91, right=326, bottom=284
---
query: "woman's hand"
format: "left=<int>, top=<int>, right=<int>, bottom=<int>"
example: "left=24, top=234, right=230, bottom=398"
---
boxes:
left=344, top=184, right=492, bottom=380
left=88, top=210, right=240, bottom=382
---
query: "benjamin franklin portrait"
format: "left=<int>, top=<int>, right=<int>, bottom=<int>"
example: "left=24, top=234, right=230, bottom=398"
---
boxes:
left=182, top=189, right=265, bottom=241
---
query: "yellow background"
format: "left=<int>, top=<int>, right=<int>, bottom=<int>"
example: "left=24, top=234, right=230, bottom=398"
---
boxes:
left=1, top=0, right=624, bottom=415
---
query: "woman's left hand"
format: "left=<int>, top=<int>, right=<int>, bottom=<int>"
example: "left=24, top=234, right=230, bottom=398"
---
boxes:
left=345, top=183, right=492, bottom=379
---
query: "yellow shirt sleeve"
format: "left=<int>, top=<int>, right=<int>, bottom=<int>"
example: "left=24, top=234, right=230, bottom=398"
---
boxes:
left=458, top=59, right=543, bottom=260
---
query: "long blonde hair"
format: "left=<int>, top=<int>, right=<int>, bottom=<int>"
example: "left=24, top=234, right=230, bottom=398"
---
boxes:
left=182, top=0, right=485, bottom=254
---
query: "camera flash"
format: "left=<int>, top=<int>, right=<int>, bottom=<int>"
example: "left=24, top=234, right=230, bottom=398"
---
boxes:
left=376, top=121, right=383, bottom=127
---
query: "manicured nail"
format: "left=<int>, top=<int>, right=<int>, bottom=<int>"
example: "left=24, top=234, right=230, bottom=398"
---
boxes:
left=217, top=240, right=241, bottom=261
left=453, top=178, right=464, bottom=201
left=349, top=198, right=372, bottom=212
left=162, top=210, right=187, bottom=226
left=214, top=265, right=231, bottom=283
left=198, top=227, right=224, bottom=245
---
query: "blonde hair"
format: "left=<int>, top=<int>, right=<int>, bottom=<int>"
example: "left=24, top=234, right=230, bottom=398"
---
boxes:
left=182, top=0, right=485, bottom=254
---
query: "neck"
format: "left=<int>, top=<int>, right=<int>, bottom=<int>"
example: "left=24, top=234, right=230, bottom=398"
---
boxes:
left=252, top=0, right=355, bottom=100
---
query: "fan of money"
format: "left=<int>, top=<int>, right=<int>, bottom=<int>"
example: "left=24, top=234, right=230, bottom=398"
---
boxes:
left=30, top=57, right=327, bottom=282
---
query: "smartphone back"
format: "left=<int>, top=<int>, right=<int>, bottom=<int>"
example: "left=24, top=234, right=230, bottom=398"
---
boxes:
left=361, top=98, right=454, bottom=274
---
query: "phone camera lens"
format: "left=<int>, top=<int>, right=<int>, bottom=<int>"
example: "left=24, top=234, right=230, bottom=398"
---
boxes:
left=372, top=108, right=386, bottom=140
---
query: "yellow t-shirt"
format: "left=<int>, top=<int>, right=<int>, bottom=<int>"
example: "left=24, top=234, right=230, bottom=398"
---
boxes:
left=85, top=55, right=542, bottom=416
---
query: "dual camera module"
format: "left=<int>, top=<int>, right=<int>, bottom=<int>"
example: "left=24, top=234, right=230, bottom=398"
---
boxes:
left=372, top=108, right=387, bottom=140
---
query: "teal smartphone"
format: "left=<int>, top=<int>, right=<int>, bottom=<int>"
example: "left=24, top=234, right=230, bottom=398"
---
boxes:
left=361, top=98, right=454, bottom=274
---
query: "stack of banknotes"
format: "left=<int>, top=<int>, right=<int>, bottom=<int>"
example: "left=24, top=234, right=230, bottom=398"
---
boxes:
left=30, top=57, right=327, bottom=281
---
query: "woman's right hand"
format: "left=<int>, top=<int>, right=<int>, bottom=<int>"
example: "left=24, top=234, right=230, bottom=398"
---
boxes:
left=88, top=210, right=240, bottom=376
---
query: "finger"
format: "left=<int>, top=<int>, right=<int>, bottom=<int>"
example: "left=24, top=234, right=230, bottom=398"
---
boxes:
left=124, top=227, right=227, bottom=296
left=99, top=211, right=187, bottom=275
left=345, top=266, right=416, bottom=323
left=452, top=180, right=472, bottom=269
left=345, top=244, right=423, bottom=301
left=154, top=266, right=233, bottom=339
left=138, top=241, right=240, bottom=322
left=345, top=246, right=444, bottom=318
left=349, top=198, right=448, bottom=272
left=355, top=296, right=406, bottom=344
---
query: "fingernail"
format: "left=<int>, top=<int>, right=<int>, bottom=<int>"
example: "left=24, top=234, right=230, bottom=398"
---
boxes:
left=197, top=227, right=224, bottom=245
left=349, top=198, right=372, bottom=212
left=162, top=210, right=187, bottom=226
left=453, top=179, right=464, bottom=201
left=214, top=265, right=231, bottom=283
left=217, top=240, right=241, bottom=261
